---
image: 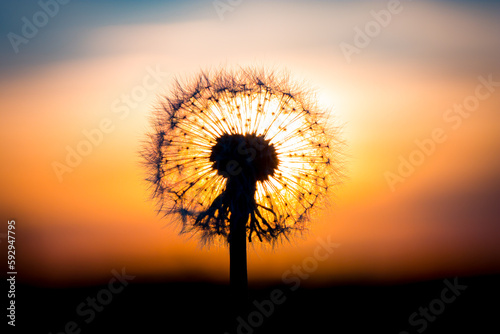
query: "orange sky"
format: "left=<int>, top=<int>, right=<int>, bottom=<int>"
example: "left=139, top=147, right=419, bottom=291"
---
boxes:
left=1, top=0, right=499, bottom=287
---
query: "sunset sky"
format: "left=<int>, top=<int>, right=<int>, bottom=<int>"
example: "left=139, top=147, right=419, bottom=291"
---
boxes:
left=1, top=0, right=499, bottom=287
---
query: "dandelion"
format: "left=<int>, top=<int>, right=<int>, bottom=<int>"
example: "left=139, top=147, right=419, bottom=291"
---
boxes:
left=142, top=67, right=342, bottom=313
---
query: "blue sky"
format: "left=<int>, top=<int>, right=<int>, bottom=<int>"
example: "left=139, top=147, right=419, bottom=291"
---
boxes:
left=0, top=0, right=207, bottom=73
left=1, top=0, right=499, bottom=74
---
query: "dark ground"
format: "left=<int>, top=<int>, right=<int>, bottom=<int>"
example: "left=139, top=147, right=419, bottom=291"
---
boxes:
left=4, top=274, right=500, bottom=333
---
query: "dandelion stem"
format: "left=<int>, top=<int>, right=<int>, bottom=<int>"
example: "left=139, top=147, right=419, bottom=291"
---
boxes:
left=227, top=178, right=253, bottom=315
left=229, top=207, right=249, bottom=315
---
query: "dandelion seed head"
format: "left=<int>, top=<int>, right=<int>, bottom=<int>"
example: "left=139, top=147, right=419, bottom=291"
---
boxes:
left=142, top=68, right=342, bottom=246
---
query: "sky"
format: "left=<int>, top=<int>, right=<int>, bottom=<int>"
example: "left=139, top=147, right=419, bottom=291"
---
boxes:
left=1, top=0, right=499, bottom=287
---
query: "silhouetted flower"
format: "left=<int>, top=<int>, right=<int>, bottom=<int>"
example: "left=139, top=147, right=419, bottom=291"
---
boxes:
left=142, top=68, right=341, bottom=246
